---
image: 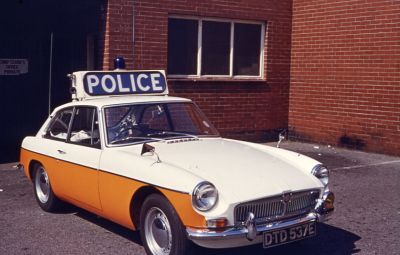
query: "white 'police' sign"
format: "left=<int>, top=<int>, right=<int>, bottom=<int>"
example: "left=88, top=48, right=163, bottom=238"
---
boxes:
left=83, top=71, right=167, bottom=96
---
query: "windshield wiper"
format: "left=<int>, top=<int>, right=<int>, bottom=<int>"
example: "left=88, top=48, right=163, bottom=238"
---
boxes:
left=147, top=131, right=199, bottom=139
left=110, top=136, right=166, bottom=145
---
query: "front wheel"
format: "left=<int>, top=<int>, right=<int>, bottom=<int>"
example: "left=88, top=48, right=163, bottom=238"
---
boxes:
left=33, top=163, right=61, bottom=212
left=140, top=194, right=191, bottom=255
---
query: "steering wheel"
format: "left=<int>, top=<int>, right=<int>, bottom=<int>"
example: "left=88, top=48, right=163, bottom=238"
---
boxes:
left=113, top=124, right=144, bottom=141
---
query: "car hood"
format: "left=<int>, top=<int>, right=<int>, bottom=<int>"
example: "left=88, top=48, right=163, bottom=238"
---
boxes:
left=139, top=138, right=323, bottom=204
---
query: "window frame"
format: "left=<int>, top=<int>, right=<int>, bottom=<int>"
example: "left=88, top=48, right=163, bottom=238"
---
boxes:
left=167, top=15, right=266, bottom=80
left=102, top=101, right=221, bottom=148
left=44, top=106, right=102, bottom=149
left=44, top=107, right=74, bottom=142
left=67, top=106, right=101, bottom=149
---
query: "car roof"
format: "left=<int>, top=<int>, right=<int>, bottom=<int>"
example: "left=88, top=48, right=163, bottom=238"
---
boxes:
left=53, top=95, right=191, bottom=112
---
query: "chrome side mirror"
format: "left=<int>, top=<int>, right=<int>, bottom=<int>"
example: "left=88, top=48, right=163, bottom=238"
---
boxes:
left=277, top=130, right=286, bottom=148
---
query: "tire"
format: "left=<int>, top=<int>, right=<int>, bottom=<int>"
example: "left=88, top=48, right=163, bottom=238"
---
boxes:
left=32, top=163, right=61, bottom=212
left=140, top=194, right=192, bottom=255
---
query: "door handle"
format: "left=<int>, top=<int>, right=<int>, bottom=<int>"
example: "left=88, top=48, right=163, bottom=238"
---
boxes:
left=57, top=149, right=66, bottom=155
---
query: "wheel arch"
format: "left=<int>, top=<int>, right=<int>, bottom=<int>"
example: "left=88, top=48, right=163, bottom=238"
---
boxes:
left=129, top=184, right=205, bottom=230
left=28, top=159, right=42, bottom=181
left=129, top=185, right=164, bottom=229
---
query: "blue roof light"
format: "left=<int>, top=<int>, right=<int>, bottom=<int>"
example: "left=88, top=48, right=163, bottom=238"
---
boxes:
left=114, top=57, right=126, bottom=70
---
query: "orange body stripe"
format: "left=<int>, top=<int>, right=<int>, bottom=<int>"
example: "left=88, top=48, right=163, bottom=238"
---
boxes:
left=20, top=148, right=34, bottom=180
left=20, top=148, right=206, bottom=230
left=20, top=148, right=102, bottom=211
left=98, top=170, right=142, bottom=229
left=161, top=189, right=206, bottom=228
left=57, top=160, right=102, bottom=210
left=20, top=147, right=60, bottom=192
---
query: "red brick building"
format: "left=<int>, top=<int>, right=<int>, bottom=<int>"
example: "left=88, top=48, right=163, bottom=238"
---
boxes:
left=102, top=0, right=399, bottom=154
left=1, top=0, right=399, bottom=162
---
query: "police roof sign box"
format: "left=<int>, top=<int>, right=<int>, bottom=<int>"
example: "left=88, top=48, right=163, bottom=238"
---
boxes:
left=71, top=70, right=168, bottom=100
left=84, top=71, right=167, bottom=96
left=0, top=59, right=28, bottom=75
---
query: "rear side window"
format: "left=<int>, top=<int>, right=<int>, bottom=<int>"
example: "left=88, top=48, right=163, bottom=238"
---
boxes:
left=45, top=108, right=73, bottom=141
left=68, top=107, right=100, bottom=148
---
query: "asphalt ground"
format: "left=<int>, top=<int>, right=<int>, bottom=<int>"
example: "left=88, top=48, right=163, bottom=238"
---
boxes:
left=1, top=141, right=399, bottom=255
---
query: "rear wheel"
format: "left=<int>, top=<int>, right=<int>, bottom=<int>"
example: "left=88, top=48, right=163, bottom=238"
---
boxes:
left=140, top=194, right=191, bottom=255
left=33, top=164, right=60, bottom=212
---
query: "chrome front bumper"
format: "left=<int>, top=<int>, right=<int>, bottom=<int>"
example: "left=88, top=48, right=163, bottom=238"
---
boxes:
left=186, top=192, right=334, bottom=249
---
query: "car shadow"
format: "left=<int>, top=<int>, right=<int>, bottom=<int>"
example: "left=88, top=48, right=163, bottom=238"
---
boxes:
left=61, top=205, right=360, bottom=255
left=57, top=204, right=142, bottom=245
left=195, top=223, right=361, bottom=255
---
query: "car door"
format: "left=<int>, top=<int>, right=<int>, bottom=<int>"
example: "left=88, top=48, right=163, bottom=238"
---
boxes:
left=43, top=106, right=102, bottom=210
left=56, top=106, right=102, bottom=210
left=41, top=107, right=74, bottom=197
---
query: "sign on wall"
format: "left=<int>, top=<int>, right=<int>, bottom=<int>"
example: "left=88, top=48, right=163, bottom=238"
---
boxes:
left=0, top=59, right=29, bottom=75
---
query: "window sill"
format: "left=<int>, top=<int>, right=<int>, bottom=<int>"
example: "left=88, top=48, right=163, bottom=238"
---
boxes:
left=167, top=77, right=266, bottom=82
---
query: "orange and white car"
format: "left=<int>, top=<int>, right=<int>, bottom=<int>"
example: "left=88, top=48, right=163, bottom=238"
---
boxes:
left=19, top=70, right=334, bottom=255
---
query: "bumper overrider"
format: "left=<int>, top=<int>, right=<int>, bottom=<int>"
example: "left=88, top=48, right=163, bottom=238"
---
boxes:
left=186, top=191, right=335, bottom=249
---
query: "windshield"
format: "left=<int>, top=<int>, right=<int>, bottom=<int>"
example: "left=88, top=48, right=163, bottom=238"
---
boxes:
left=104, top=102, right=220, bottom=145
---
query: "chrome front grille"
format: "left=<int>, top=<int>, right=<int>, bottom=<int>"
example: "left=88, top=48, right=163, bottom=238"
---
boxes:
left=234, top=190, right=320, bottom=225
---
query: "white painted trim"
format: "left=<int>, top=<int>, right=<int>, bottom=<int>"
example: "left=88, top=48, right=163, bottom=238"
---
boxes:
left=197, top=20, right=202, bottom=76
left=168, top=15, right=265, bottom=79
left=169, top=14, right=264, bottom=25
left=198, top=75, right=232, bottom=78
left=260, top=22, right=266, bottom=79
left=229, top=22, right=234, bottom=77
left=168, top=74, right=200, bottom=79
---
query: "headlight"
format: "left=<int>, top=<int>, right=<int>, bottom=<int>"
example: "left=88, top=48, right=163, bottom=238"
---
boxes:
left=192, top=182, right=218, bottom=211
left=311, top=164, right=329, bottom=186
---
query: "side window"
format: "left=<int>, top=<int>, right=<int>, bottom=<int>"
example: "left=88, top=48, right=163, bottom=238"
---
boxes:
left=68, top=107, right=100, bottom=148
left=45, top=108, right=73, bottom=141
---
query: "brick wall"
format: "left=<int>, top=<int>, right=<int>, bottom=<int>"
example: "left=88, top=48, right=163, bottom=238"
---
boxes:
left=102, top=0, right=135, bottom=70
left=290, top=0, right=400, bottom=154
left=103, top=0, right=293, bottom=141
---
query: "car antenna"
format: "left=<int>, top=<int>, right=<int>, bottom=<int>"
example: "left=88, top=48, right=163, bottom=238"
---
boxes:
left=141, top=143, right=162, bottom=163
left=48, top=32, right=54, bottom=115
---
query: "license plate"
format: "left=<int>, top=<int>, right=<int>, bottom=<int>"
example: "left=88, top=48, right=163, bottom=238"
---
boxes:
left=263, top=221, right=317, bottom=248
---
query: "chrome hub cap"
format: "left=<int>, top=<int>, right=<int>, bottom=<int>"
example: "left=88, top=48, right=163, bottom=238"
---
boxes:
left=144, top=207, right=172, bottom=255
left=35, top=166, right=50, bottom=203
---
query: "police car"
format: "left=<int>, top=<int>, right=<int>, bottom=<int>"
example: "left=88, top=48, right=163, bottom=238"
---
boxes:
left=19, top=67, right=334, bottom=255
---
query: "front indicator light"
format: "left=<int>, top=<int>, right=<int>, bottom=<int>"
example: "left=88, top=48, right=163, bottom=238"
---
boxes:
left=206, top=218, right=228, bottom=228
left=324, top=192, right=335, bottom=211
